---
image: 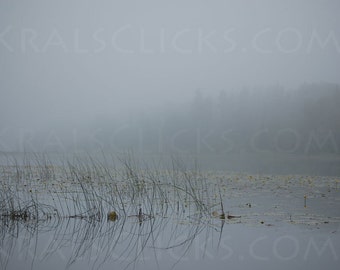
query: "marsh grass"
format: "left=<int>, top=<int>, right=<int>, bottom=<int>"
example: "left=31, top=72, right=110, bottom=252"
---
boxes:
left=0, top=153, right=219, bottom=269
left=1, top=153, right=340, bottom=270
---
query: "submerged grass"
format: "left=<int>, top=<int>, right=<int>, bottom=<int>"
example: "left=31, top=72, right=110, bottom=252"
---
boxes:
left=1, top=153, right=340, bottom=270
left=0, top=153, right=218, bottom=225
left=1, top=152, right=229, bottom=270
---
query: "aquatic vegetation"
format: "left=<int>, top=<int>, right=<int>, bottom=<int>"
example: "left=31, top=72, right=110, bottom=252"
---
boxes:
left=0, top=153, right=339, bottom=270
left=107, top=211, right=118, bottom=222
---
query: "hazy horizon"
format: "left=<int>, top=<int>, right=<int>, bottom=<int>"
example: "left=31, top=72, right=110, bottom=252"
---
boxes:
left=1, top=0, right=340, bottom=165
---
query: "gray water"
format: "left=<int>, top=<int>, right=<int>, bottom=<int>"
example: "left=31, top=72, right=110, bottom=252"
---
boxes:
left=1, top=154, right=339, bottom=270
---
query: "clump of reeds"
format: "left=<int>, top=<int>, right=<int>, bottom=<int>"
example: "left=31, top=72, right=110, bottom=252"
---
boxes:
left=0, top=152, right=232, bottom=270
left=1, top=152, right=217, bottom=227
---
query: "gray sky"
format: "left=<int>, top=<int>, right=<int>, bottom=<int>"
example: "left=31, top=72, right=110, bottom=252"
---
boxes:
left=1, top=0, right=340, bottom=129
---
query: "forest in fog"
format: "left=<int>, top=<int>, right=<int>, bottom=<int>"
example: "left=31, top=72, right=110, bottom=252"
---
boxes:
left=2, top=82, right=339, bottom=157
left=87, top=82, right=340, bottom=156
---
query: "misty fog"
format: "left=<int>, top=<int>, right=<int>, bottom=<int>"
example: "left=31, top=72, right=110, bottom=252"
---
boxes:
left=1, top=0, right=340, bottom=174
left=1, top=3, right=340, bottom=270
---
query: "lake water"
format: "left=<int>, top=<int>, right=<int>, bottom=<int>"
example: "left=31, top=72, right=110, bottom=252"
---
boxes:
left=1, top=154, right=339, bottom=270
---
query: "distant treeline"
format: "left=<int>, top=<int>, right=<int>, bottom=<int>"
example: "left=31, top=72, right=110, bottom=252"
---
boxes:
left=90, top=82, right=340, bottom=155
left=1, top=82, right=340, bottom=155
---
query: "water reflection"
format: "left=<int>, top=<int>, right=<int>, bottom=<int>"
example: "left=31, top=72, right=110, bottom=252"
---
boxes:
left=1, top=207, right=224, bottom=270
left=1, top=154, right=339, bottom=270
